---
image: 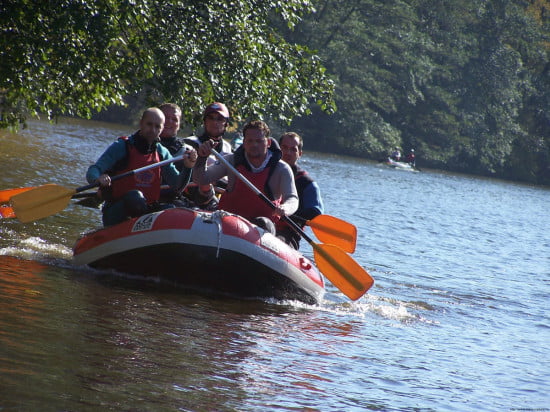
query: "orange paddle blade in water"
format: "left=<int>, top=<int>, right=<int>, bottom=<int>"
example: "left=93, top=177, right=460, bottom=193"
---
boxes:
left=312, top=243, right=374, bottom=300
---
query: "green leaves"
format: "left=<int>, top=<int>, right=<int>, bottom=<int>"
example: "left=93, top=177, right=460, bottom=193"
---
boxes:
left=285, top=0, right=550, bottom=183
left=0, top=0, right=334, bottom=129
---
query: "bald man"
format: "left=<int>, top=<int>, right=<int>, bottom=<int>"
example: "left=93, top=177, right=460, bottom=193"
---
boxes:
left=86, top=107, right=195, bottom=226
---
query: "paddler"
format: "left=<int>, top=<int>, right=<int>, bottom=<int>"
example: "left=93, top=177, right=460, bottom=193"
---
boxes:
left=86, top=107, right=197, bottom=226
left=158, top=102, right=197, bottom=206
left=182, top=102, right=233, bottom=210
left=276, top=132, right=324, bottom=249
left=192, top=120, right=298, bottom=235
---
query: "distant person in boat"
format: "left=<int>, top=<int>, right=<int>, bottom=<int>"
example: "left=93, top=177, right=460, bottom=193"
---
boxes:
left=193, top=120, right=298, bottom=235
left=390, top=147, right=402, bottom=161
left=183, top=102, right=233, bottom=210
left=405, top=149, right=416, bottom=167
left=277, top=132, right=324, bottom=249
left=158, top=103, right=198, bottom=205
left=86, top=107, right=196, bottom=227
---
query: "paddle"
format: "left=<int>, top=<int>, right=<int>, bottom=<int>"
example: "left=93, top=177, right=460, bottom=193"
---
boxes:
left=293, top=214, right=357, bottom=254
left=0, top=187, right=34, bottom=203
left=0, top=191, right=100, bottom=219
left=0, top=205, right=16, bottom=219
left=10, top=155, right=184, bottom=223
left=209, top=149, right=374, bottom=300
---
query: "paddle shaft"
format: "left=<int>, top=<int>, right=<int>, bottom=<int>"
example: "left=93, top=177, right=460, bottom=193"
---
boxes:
left=76, top=155, right=184, bottom=193
left=9, top=154, right=186, bottom=223
left=1, top=155, right=183, bottom=203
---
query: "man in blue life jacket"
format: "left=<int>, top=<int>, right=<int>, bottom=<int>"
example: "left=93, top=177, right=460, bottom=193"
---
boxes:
left=277, top=132, right=324, bottom=249
left=86, top=107, right=196, bottom=226
left=192, top=120, right=298, bottom=235
left=183, top=102, right=233, bottom=210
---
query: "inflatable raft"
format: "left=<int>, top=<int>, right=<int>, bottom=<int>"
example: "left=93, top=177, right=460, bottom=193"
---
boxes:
left=73, top=207, right=325, bottom=304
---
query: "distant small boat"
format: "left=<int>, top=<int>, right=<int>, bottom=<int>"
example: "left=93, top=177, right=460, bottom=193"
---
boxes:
left=383, top=158, right=419, bottom=172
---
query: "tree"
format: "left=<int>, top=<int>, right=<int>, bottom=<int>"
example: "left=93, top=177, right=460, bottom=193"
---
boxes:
left=282, top=0, right=550, bottom=183
left=0, top=0, right=335, bottom=129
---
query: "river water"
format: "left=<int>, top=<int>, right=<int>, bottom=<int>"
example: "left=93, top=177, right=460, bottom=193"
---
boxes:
left=0, top=118, right=548, bottom=411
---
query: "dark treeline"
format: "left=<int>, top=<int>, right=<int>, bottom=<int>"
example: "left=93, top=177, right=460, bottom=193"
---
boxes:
left=5, top=0, right=548, bottom=184
left=279, top=0, right=550, bottom=184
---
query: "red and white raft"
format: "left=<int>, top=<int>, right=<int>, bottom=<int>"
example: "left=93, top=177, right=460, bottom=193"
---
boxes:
left=73, top=208, right=325, bottom=304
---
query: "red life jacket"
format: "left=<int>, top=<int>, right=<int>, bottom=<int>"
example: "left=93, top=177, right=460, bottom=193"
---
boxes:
left=218, top=163, right=281, bottom=223
left=110, top=139, right=162, bottom=204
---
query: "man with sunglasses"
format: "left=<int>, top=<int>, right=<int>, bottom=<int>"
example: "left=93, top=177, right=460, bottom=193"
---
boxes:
left=183, top=102, right=233, bottom=210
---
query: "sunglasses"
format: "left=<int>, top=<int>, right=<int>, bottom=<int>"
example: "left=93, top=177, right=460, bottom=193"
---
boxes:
left=205, top=114, right=227, bottom=122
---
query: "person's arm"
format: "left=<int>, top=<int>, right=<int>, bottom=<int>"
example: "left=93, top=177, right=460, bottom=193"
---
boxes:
left=86, top=140, right=127, bottom=184
left=192, top=151, right=232, bottom=187
left=299, top=181, right=324, bottom=220
left=269, top=162, right=298, bottom=217
left=158, top=145, right=194, bottom=192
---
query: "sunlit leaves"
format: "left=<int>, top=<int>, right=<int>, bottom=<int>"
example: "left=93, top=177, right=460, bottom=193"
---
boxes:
left=0, top=0, right=334, bottom=129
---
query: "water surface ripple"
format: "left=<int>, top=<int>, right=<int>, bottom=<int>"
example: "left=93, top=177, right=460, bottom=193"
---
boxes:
left=1, top=119, right=548, bottom=411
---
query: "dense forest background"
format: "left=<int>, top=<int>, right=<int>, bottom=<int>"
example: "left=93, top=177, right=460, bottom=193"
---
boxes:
left=282, top=0, right=550, bottom=184
left=100, top=0, right=550, bottom=184
left=2, top=0, right=549, bottom=184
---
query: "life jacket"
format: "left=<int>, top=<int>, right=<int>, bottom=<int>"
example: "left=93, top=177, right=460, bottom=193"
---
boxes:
left=218, top=143, right=282, bottom=223
left=160, top=136, right=191, bottom=174
left=161, top=136, right=184, bottom=155
left=294, top=166, right=314, bottom=211
left=108, top=136, right=162, bottom=204
left=276, top=166, right=315, bottom=233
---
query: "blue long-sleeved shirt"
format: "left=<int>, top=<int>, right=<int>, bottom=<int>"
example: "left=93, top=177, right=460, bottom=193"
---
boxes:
left=298, top=179, right=324, bottom=220
left=86, top=133, right=191, bottom=192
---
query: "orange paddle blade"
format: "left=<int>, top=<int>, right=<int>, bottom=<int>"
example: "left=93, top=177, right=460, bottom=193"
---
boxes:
left=10, top=184, right=76, bottom=223
left=312, top=243, right=374, bottom=300
left=0, top=205, right=15, bottom=218
left=0, top=187, right=34, bottom=203
left=307, top=214, right=357, bottom=254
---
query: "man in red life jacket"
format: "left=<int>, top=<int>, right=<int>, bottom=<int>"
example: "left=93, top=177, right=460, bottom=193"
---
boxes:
left=277, top=132, right=324, bottom=249
left=193, top=120, right=298, bottom=234
left=86, top=107, right=196, bottom=226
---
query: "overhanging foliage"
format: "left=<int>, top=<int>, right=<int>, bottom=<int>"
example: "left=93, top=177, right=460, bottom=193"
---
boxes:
left=0, top=0, right=335, bottom=129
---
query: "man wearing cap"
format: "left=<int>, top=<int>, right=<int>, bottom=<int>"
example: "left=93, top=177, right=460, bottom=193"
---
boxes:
left=183, top=102, right=233, bottom=209
left=405, top=149, right=416, bottom=167
left=193, top=120, right=298, bottom=235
